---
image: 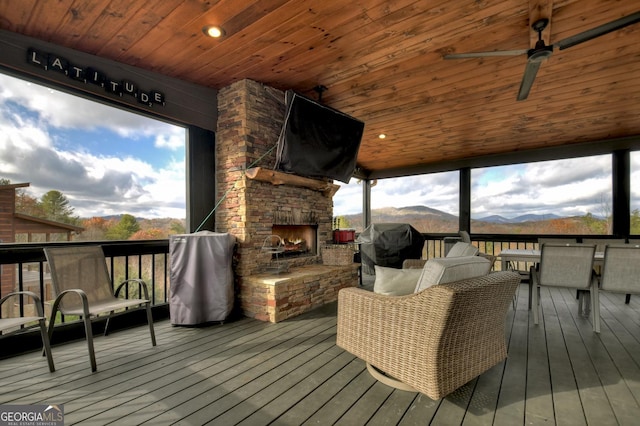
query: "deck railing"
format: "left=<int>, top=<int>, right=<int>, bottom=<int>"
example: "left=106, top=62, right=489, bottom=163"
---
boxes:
left=419, top=233, right=630, bottom=273
left=0, top=240, right=171, bottom=357
left=0, top=240, right=170, bottom=321
left=0, top=234, right=631, bottom=356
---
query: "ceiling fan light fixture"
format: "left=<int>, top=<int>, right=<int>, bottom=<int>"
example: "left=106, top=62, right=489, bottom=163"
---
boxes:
left=527, top=45, right=553, bottom=62
left=202, top=25, right=225, bottom=38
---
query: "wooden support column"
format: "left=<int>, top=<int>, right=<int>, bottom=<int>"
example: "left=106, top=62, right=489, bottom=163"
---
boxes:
left=612, top=150, right=630, bottom=238
left=460, top=168, right=471, bottom=233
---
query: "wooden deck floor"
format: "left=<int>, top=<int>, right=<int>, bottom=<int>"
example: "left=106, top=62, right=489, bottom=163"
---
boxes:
left=2, top=282, right=640, bottom=425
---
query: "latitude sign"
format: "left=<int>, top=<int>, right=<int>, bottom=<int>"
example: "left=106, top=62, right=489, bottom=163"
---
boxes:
left=27, top=48, right=166, bottom=108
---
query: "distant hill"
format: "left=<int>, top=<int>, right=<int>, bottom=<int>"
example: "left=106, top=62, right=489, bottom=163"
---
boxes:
left=476, top=213, right=562, bottom=223
left=340, top=205, right=458, bottom=232
left=338, top=205, right=582, bottom=233
left=372, top=205, right=458, bottom=222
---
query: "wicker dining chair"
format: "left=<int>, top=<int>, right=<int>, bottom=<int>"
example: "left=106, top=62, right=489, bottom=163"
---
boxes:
left=44, top=245, right=156, bottom=372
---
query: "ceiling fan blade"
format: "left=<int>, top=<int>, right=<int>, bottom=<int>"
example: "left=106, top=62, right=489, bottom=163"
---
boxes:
left=556, top=11, right=640, bottom=50
left=444, top=49, right=528, bottom=59
left=517, top=60, right=542, bottom=101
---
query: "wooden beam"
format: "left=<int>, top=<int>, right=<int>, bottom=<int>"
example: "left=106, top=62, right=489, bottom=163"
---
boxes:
left=529, top=0, right=554, bottom=46
left=245, top=168, right=340, bottom=198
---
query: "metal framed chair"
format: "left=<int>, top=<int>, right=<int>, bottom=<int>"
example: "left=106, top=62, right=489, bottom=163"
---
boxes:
left=44, top=245, right=156, bottom=372
left=582, top=238, right=630, bottom=302
left=593, top=244, right=640, bottom=333
left=0, top=291, right=55, bottom=372
left=531, top=243, right=598, bottom=329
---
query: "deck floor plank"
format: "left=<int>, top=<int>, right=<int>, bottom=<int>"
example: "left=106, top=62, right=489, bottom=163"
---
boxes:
left=541, top=288, right=587, bottom=426
left=525, top=285, right=555, bottom=424
left=130, top=319, right=338, bottom=425
left=274, top=357, right=364, bottom=424
left=560, top=289, right=640, bottom=425
left=365, top=390, right=418, bottom=426
left=493, top=297, right=529, bottom=425
left=2, top=282, right=640, bottom=425
left=68, top=318, right=331, bottom=424
left=553, top=287, right=616, bottom=425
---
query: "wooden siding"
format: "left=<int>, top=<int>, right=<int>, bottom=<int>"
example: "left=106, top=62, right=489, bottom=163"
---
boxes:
left=2, top=281, right=640, bottom=424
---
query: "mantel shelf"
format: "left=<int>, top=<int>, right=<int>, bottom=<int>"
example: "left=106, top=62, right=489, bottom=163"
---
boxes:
left=245, top=167, right=340, bottom=197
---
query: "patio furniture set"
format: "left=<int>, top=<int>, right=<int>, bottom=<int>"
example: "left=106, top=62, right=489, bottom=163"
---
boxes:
left=3, top=240, right=639, bottom=402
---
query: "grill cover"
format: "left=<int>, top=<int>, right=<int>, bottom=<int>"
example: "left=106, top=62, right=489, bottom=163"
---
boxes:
left=357, top=223, right=424, bottom=273
left=169, top=231, right=235, bottom=325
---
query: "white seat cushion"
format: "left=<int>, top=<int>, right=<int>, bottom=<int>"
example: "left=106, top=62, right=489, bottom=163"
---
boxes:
left=374, top=265, right=423, bottom=296
left=415, top=256, right=491, bottom=292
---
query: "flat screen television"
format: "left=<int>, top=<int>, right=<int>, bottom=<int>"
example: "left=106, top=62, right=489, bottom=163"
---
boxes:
left=275, top=91, right=364, bottom=184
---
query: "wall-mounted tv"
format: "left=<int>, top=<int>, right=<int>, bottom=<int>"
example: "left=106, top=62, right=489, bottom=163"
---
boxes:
left=275, top=91, right=364, bottom=184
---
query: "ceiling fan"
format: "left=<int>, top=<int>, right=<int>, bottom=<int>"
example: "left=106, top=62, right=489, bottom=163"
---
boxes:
left=444, top=11, right=640, bottom=101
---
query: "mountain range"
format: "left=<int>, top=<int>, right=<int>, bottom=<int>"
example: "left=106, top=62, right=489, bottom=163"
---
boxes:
left=361, top=205, right=563, bottom=223
left=475, top=213, right=562, bottom=223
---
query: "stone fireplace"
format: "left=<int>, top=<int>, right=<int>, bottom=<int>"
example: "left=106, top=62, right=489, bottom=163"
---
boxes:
left=214, top=79, right=359, bottom=322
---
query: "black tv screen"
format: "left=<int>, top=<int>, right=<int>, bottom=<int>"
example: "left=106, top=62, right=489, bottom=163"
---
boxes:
left=275, top=91, right=364, bottom=184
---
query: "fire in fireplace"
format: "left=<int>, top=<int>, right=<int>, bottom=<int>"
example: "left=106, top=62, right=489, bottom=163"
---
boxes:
left=272, top=224, right=318, bottom=257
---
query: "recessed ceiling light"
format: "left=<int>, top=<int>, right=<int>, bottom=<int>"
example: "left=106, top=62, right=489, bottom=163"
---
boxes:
left=378, top=133, right=386, bottom=139
left=202, top=25, right=225, bottom=38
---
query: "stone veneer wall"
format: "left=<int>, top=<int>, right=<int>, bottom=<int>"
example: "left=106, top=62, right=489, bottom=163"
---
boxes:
left=215, top=79, right=353, bottom=321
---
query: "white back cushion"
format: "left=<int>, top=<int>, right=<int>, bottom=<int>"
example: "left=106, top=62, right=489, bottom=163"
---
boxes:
left=415, top=256, right=491, bottom=292
left=374, top=265, right=423, bottom=296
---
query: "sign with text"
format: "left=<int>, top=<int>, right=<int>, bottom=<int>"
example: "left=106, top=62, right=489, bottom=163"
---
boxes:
left=27, top=48, right=165, bottom=108
left=0, top=404, right=64, bottom=426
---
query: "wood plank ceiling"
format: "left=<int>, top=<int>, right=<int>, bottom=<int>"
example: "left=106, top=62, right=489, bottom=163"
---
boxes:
left=1, top=0, right=639, bottom=178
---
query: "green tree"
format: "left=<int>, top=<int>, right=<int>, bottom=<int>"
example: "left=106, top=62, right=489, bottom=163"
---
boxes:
left=170, top=220, right=186, bottom=234
left=40, top=190, right=78, bottom=224
left=16, top=190, right=44, bottom=217
left=631, top=209, right=640, bottom=235
left=333, top=216, right=351, bottom=229
left=105, top=214, right=140, bottom=240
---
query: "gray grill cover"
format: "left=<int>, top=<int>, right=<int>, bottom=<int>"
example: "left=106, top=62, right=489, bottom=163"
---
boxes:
left=357, top=223, right=424, bottom=273
left=170, top=231, right=235, bottom=325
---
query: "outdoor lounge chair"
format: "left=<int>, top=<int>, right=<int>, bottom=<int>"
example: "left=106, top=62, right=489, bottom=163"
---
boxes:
left=44, top=245, right=156, bottom=372
left=0, top=291, right=55, bottom=372
left=337, top=270, right=520, bottom=399
left=593, top=244, right=640, bottom=333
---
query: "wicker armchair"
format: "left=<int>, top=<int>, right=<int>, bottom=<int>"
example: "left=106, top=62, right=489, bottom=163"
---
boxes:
left=336, top=271, right=520, bottom=400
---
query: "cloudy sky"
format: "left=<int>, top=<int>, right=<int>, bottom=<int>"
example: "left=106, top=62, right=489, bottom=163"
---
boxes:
left=334, top=153, right=640, bottom=219
left=2, top=71, right=638, bottom=222
left=0, top=72, right=186, bottom=219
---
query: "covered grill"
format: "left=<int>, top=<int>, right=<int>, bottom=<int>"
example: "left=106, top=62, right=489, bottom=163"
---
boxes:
left=357, top=223, right=424, bottom=274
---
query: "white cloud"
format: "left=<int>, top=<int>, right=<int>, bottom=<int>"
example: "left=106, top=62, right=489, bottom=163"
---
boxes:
left=334, top=154, right=623, bottom=219
left=472, top=157, right=612, bottom=218
left=0, top=73, right=178, bottom=143
left=0, top=72, right=186, bottom=219
left=154, top=131, right=185, bottom=151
